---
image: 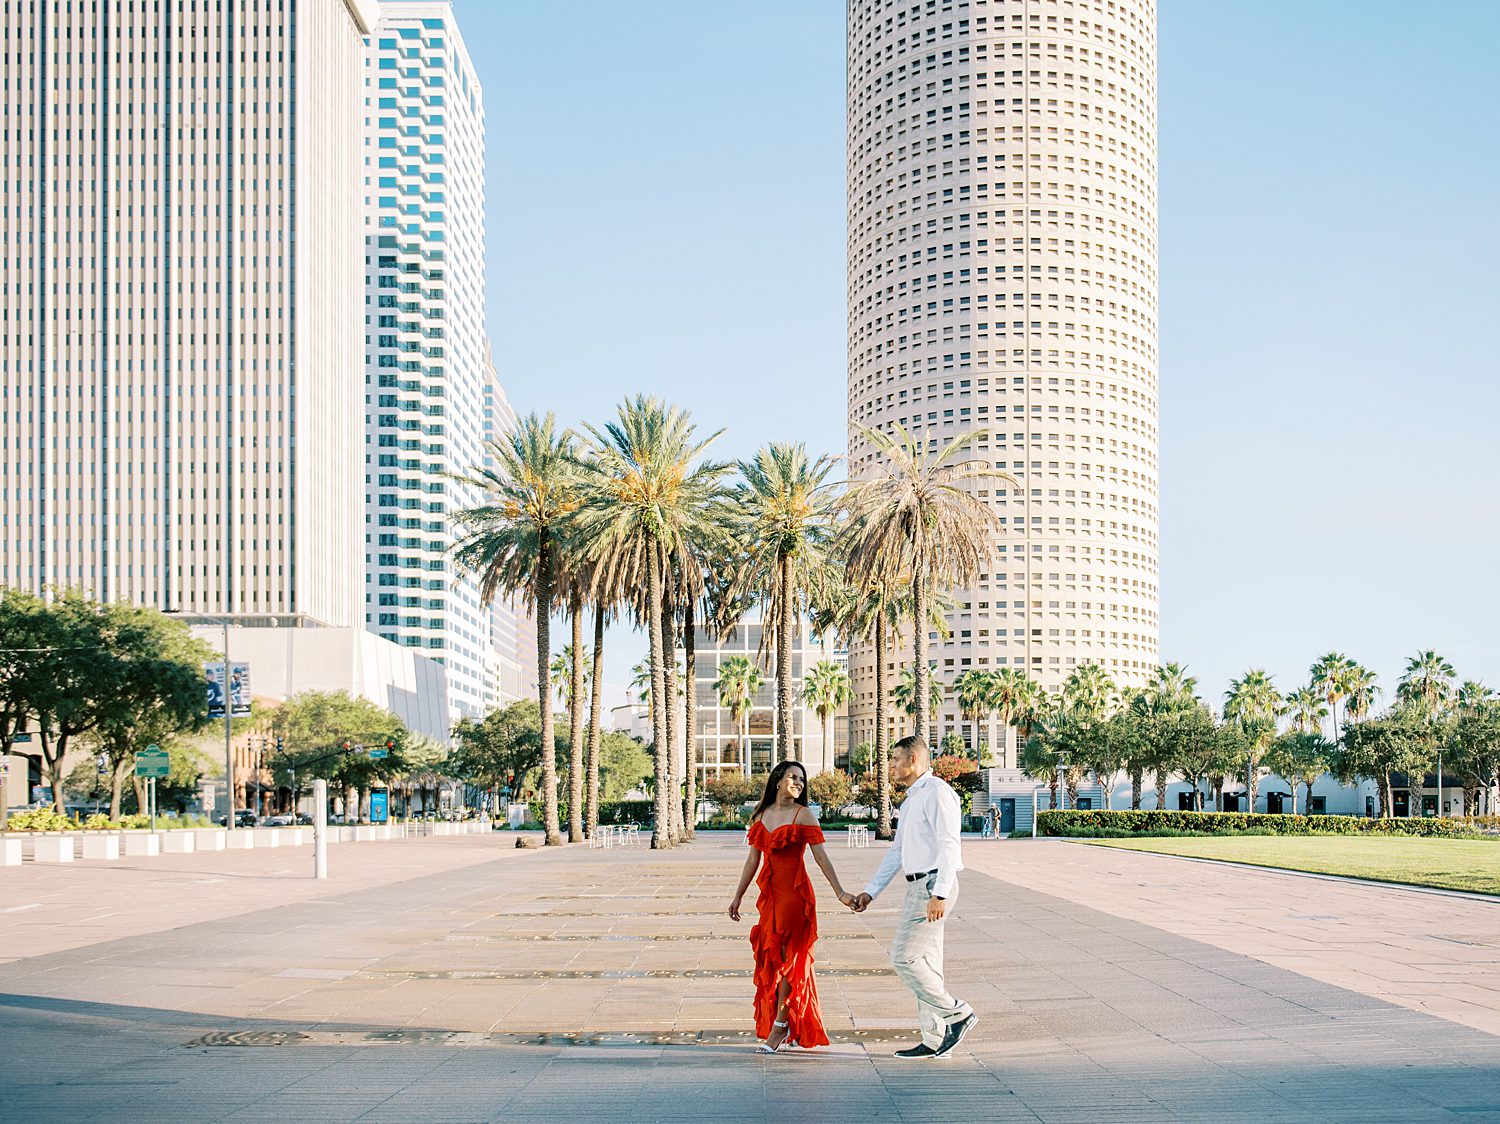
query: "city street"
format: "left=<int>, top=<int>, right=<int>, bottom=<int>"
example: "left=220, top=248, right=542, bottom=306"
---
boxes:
left=3, top=832, right=1500, bottom=1122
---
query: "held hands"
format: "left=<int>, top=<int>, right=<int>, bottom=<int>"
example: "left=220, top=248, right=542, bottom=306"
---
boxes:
left=851, top=892, right=872, bottom=913
left=926, top=896, right=946, bottom=923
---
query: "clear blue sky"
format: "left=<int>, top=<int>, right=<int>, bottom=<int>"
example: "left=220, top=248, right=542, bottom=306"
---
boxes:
left=455, top=0, right=1500, bottom=714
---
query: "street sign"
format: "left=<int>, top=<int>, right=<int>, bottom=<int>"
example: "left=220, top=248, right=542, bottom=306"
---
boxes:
left=368, top=747, right=389, bottom=759
left=134, top=744, right=170, bottom=779
left=12, top=731, right=31, bottom=743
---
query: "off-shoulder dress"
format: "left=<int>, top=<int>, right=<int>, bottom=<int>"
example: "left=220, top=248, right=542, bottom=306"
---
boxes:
left=745, top=812, right=831, bottom=1048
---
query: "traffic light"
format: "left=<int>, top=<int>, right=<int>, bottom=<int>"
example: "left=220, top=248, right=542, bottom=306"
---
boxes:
left=385, top=738, right=396, bottom=751
left=275, top=736, right=284, bottom=754
left=342, top=740, right=352, bottom=752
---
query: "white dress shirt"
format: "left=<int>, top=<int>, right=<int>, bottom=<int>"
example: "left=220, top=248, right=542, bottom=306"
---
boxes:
left=863, top=770, right=965, bottom=902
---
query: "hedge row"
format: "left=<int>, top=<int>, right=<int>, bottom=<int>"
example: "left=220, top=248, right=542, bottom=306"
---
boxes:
left=1035, top=809, right=1500, bottom=839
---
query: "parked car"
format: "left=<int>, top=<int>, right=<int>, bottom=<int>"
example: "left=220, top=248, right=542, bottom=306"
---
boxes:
left=262, top=814, right=295, bottom=827
left=218, top=809, right=258, bottom=828
left=295, top=813, right=314, bottom=826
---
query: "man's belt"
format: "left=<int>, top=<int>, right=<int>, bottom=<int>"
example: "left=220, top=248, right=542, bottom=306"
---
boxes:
left=905, top=869, right=939, bottom=882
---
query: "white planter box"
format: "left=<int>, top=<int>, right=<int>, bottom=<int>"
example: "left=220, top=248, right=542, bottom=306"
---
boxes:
left=280, top=828, right=306, bottom=846
left=1, top=838, right=21, bottom=865
left=122, top=832, right=161, bottom=857
left=354, top=826, right=377, bottom=842
left=81, top=835, right=121, bottom=860
left=252, top=828, right=280, bottom=848
left=226, top=831, right=255, bottom=849
left=196, top=830, right=227, bottom=851
left=33, top=836, right=75, bottom=863
left=376, top=825, right=394, bottom=841
left=162, top=832, right=195, bottom=854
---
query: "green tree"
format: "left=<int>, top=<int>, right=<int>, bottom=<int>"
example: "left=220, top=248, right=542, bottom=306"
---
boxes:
left=1262, top=731, right=1331, bottom=815
left=269, top=691, right=409, bottom=821
left=1448, top=686, right=1500, bottom=815
left=598, top=730, right=653, bottom=803
left=802, top=658, right=852, bottom=771
left=1224, top=668, right=1281, bottom=809
left=953, top=669, right=993, bottom=758
left=728, top=443, right=838, bottom=763
left=1132, top=663, right=1200, bottom=809
left=842, top=423, right=1014, bottom=744
left=1283, top=685, right=1328, bottom=737
left=574, top=396, right=728, bottom=848
left=1337, top=708, right=1439, bottom=818
left=1309, top=652, right=1356, bottom=744
left=452, top=411, right=581, bottom=846
left=985, top=667, right=1035, bottom=769
left=449, top=700, right=547, bottom=796
left=893, top=663, right=944, bottom=723
left=1397, top=649, right=1457, bottom=721
left=713, top=653, right=763, bottom=776
left=808, top=769, right=854, bottom=813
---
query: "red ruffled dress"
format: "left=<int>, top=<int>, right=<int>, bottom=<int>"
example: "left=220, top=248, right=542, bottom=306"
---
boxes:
left=746, top=818, right=831, bottom=1048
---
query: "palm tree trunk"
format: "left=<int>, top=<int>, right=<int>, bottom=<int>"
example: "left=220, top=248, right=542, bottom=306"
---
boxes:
left=1378, top=772, right=1392, bottom=818
left=912, top=580, right=929, bottom=743
left=646, top=546, right=670, bottom=849
left=535, top=533, right=561, bottom=845
left=874, top=612, right=892, bottom=840
left=1130, top=765, right=1143, bottom=810
left=683, top=594, right=698, bottom=840
left=585, top=605, right=606, bottom=838
left=662, top=581, right=683, bottom=843
left=109, top=757, right=128, bottom=820
left=776, top=551, right=795, bottom=763
left=1155, top=771, right=1168, bottom=811
left=566, top=587, right=586, bottom=842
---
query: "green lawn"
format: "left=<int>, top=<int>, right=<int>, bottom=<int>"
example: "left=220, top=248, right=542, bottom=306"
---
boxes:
left=1084, top=835, right=1500, bottom=895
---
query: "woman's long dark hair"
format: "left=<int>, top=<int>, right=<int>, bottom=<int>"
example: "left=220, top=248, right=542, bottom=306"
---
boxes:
left=750, top=760, right=810, bottom=824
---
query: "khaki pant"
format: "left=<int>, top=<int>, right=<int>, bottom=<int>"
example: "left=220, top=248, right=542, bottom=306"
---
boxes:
left=889, top=874, right=972, bottom=1048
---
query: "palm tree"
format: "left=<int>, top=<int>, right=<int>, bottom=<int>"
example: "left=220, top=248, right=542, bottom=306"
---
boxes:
left=579, top=530, right=636, bottom=839
left=1458, top=680, right=1496, bottom=714
left=452, top=412, right=579, bottom=846
left=1061, top=663, right=1117, bottom=722
left=1309, top=652, right=1355, bottom=744
left=550, top=617, right=591, bottom=844
left=728, top=443, right=839, bottom=763
left=842, top=424, right=1013, bottom=743
left=894, top=664, right=944, bottom=724
left=1134, top=663, right=1200, bottom=809
left=574, top=397, right=728, bottom=849
left=986, top=667, right=1034, bottom=770
left=713, top=654, right=764, bottom=778
left=1224, top=669, right=1282, bottom=810
left=1342, top=663, right=1381, bottom=730
left=1397, top=649, right=1457, bottom=720
left=802, top=659, right=852, bottom=774
left=953, top=669, right=993, bottom=759
left=1283, top=686, right=1328, bottom=737
left=826, top=576, right=902, bottom=839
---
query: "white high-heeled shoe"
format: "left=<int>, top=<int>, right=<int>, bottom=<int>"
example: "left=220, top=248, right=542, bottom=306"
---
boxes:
left=760, top=1020, right=789, bottom=1053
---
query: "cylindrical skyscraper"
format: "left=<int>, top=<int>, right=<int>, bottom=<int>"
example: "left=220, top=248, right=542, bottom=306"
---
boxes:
left=847, top=0, right=1159, bottom=763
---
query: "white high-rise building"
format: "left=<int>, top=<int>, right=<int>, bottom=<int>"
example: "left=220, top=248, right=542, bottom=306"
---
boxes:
left=0, top=0, right=378, bottom=624
left=363, top=3, right=495, bottom=723
left=846, top=0, right=1160, bottom=762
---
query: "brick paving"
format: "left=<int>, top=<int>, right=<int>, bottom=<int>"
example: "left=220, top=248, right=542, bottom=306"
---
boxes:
left=2, top=831, right=1499, bottom=1122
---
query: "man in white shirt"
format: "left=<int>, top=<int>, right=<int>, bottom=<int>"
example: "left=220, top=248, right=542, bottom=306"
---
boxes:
left=854, top=734, right=978, bottom=1059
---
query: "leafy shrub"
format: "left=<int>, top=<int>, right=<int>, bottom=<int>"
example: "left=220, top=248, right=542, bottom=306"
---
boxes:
left=5, top=808, right=75, bottom=832
left=808, top=770, right=854, bottom=812
left=1035, top=809, right=1495, bottom=839
left=81, top=814, right=121, bottom=830
left=599, top=800, right=654, bottom=825
left=117, top=814, right=154, bottom=830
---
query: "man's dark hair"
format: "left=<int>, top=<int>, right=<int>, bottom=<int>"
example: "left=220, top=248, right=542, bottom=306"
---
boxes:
left=893, top=734, right=928, bottom=757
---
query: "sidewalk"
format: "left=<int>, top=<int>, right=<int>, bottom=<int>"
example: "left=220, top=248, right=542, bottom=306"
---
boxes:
left=3, top=832, right=1499, bottom=1122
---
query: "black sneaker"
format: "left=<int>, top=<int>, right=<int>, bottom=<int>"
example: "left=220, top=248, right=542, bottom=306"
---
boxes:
left=932, top=1011, right=977, bottom=1058
left=892, top=1043, right=938, bottom=1059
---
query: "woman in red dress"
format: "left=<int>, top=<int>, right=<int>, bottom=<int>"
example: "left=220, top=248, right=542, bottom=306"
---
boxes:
left=727, top=760, right=858, bottom=1052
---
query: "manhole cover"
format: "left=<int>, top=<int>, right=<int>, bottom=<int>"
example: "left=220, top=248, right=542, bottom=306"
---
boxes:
left=187, top=1030, right=312, bottom=1048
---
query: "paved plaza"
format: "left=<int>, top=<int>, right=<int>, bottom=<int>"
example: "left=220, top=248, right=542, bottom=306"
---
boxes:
left=2, top=831, right=1500, bottom=1123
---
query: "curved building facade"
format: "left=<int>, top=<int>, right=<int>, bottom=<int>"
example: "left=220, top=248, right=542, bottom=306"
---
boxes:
left=846, top=0, right=1160, bottom=762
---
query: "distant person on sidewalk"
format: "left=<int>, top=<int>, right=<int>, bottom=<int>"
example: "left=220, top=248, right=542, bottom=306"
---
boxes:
left=727, top=760, right=859, bottom=1053
left=853, top=734, right=977, bottom=1059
